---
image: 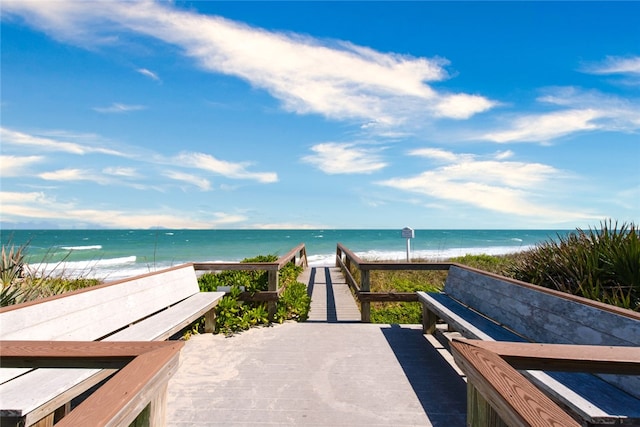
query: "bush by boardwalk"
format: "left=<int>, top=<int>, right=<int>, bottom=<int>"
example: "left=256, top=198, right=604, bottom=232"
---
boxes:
left=197, top=254, right=311, bottom=335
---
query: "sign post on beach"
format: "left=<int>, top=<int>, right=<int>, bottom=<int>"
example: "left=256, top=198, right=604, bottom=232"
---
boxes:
left=401, top=227, right=415, bottom=262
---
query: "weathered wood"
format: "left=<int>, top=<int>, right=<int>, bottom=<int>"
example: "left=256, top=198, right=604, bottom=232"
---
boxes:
left=192, top=262, right=279, bottom=271
left=422, top=305, right=437, bottom=334
left=461, top=340, right=640, bottom=375
left=445, top=266, right=640, bottom=347
left=0, top=265, right=223, bottom=427
left=357, top=292, right=418, bottom=302
left=418, top=265, right=640, bottom=425
left=360, top=270, right=371, bottom=323
left=467, top=384, right=508, bottom=427
left=0, top=264, right=200, bottom=341
left=451, top=340, right=580, bottom=427
left=0, top=341, right=182, bottom=427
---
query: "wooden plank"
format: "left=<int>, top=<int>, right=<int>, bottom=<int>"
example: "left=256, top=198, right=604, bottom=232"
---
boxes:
left=40, top=342, right=184, bottom=427
left=416, top=292, right=527, bottom=342
left=0, top=264, right=200, bottom=341
left=455, top=339, right=640, bottom=423
left=357, top=292, right=418, bottom=302
left=451, top=340, right=580, bottom=427
left=443, top=266, right=640, bottom=398
left=103, top=292, right=225, bottom=341
left=457, top=340, right=640, bottom=374
left=445, top=266, right=640, bottom=346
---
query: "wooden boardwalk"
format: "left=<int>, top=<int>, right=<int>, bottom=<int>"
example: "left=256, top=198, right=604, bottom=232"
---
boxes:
left=166, top=266, right=467, bottom=426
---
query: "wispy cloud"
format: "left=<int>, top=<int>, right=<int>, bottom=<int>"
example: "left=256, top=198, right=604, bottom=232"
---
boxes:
left=2, top=0, right=496, bottom=134
left=93, top=103, right=146, bottom=113
left=479, top=87, right=640, bottom=143
left=175, top=152, right=277, bottom=183
left=1, top=191, right=247, bottom=228
left=38, top=168, right=108, bottom=184
left=302, top=142, right=387, bottom=174
left=378, top=148, right=597, bottom=221
left=1, top=127, right=125, bottom=156
left=0, top=155, right=45, bottom=177
left=581, top=55, right=640, bottom=76
left=137, top=67, right=161, bottom=82
left=164, top=170, right=212, bottom=191
left=103, top=167, right=139, bottom=177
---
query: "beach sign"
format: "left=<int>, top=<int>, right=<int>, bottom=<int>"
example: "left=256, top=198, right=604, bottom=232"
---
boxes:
left=401, top=227, right=414, bottom=261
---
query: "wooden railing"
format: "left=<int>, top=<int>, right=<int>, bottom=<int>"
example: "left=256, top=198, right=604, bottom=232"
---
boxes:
left=335, top=243, right=450, bottom=322
left=0, top=340, right=184, bottom=426
left=451, top=339, right=640, bottom=427
left=193, top=243, right=308, bottom=318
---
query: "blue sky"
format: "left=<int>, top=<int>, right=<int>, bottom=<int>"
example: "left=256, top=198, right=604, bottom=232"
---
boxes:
left=1, top=1, right=638, bottom=230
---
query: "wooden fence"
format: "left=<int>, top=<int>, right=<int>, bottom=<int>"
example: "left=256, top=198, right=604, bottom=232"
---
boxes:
left=193, top=243, right=308, bottom=318
left=335, top=243, right=451, bottom=322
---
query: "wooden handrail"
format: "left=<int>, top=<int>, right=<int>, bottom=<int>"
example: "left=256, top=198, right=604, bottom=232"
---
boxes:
left=451, top=339, right=640, bottom=427
left=336, top=243, right=452, bottom=321
left=0, top=340, right=184, bottom=426
left=194, top=244, right=307, bottom=319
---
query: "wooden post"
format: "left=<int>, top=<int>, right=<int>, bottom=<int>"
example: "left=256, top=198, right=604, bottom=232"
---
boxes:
left=204, top=307, right=217, bottom=333
left=467, top=384, right=508, bottom=427
left=268, top=269, right=278, bottom=320
left=422, top=305, right=437, bottom=334
left=360, top=270, right=370, bottom=323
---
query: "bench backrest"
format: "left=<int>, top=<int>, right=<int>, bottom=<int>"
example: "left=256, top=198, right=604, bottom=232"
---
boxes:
left=445, top=265, right=640, bottom=398
left=445, top=265, right=640, bottom=346
left=0, top=263, right=199, bottom=341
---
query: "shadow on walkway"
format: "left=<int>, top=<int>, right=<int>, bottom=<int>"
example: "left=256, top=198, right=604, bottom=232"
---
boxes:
left=381, top=324, right=467, bottom=427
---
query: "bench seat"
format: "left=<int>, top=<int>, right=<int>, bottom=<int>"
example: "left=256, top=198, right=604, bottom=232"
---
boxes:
left=418, top=265, right=640, bottom=426
left=0, top=264, right=225, bottom=427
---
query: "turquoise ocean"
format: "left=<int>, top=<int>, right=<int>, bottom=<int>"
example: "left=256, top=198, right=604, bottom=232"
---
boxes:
left=1, top=229, right=570, bottom=282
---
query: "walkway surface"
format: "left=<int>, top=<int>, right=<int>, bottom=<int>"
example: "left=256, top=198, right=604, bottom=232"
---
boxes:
left=166, top=266, right=467, bottom=426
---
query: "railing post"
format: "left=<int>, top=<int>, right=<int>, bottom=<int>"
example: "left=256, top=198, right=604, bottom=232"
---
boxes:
left=360, top=269, right=370, bottom=323
left=268, top=269, right=278, bottom=320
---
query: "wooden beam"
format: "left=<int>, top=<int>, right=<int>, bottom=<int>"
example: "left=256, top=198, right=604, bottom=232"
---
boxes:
left=455, top=339, right=640, bottom=375
left=451, top=339, right=580, bottom=427
left=357, top=292, right=419, bottom=302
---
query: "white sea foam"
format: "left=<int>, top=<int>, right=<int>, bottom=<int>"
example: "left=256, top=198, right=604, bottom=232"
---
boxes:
left=60, top=245, right=102, bottom=250
left=25, top=256, right=137, bottom=280
left=306, top=245, right=533, bottom=266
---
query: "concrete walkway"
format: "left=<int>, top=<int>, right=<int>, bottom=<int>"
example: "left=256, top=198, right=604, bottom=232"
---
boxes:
left=166, top=266, right=467, bottom=426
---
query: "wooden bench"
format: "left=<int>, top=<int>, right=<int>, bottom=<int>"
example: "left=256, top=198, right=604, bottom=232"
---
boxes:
left=0, top=263, right=225, bottom=427
left=418, top=264, right=640, bottom=426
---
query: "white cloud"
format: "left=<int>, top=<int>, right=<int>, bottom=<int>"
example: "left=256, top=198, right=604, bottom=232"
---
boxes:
left=479, top=88, right=640, bottom=143
left=103, top=167, right=138, bottom=177
left=93, top=103, right=146, bottom=113
left=137, top=67, right=160, bottom=81
left=582, top=56, right=640, bottom=75
left=175, top=152, right=278, bottom=183
left=301, top=142, right=387, bottom=174
left=378, top=149, right=595, bottom=221
left=0, top=191, right=246, bottom=228
left=2, top=0, right=496, bottom=133
left=38, top=168, right=107, bottom=184
left=482, top=109, right=602, bottom=143
left=164, top=170, right=211, bottom=191
left=1, top=127, right=125, bottom=156
left=0, top=155, right=45, bottom=177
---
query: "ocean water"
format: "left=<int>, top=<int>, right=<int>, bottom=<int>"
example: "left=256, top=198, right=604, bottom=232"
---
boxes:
left=1, top=229, right=569, bottom=281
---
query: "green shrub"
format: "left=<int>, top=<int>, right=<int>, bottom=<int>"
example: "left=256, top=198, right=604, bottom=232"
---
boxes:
left=275, top=282, right=311, bottom=323
left=197, top=254, right=310, bottom=335
left=1, top=242, right=100, bottom=307
left=507, top=220, right=639, bottom=311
